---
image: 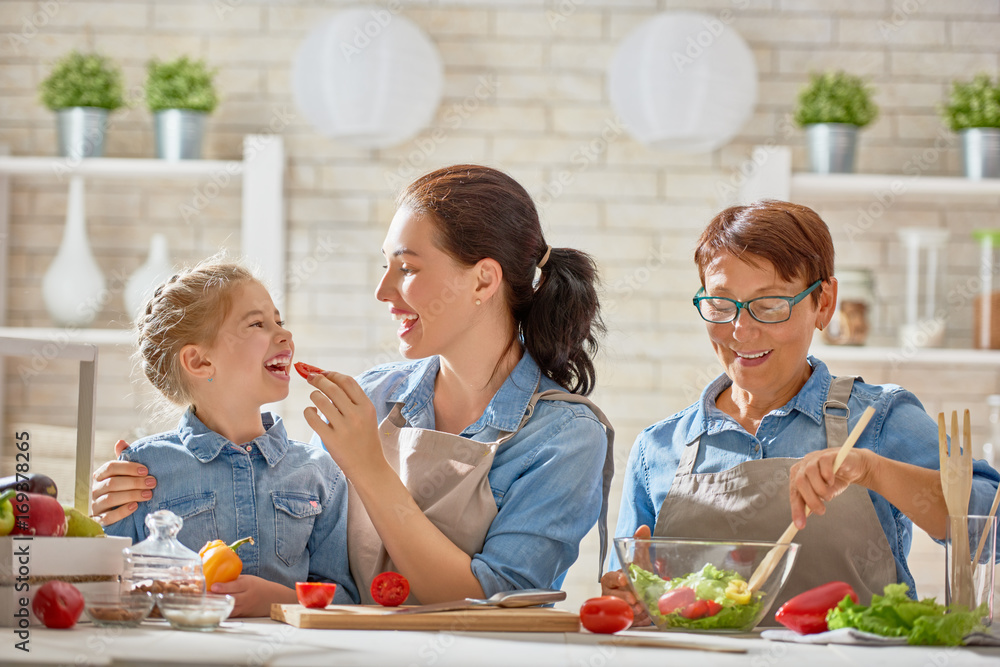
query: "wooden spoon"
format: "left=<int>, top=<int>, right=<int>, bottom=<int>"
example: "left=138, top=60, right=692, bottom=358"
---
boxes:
left=747, top=406, right=876, bottom=592
left=972, top=482, right=1000, bottom=567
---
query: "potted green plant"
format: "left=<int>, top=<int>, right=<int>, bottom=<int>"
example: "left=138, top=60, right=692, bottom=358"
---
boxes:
left=940, top=73, right=1000, bottom=180
left=794, top=71, right=879, bottom=174
left=145, top=56, right=219, bottom=160
left=39, top=51, right=125, bottom=159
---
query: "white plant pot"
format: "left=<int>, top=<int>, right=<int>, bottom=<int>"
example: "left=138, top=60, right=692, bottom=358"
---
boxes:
left=42, top=177, right=107, bottom=327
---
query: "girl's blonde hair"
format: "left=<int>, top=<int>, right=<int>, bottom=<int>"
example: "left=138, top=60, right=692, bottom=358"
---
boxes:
left=135, top=258, right=258, bottom=406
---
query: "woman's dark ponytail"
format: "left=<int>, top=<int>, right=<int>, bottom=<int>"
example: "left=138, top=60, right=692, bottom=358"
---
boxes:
left=398, top=165, right=605, bottom=395
left=522, top=247, right=604, bottom=395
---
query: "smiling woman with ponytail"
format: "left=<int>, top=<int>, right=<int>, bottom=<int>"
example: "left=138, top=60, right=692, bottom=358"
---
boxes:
left=90, top=164, right=615, bottom=608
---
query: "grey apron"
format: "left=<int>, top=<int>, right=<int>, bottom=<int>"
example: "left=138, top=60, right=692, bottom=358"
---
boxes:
left=653, top=375, right=896, bottom=618
left=348, top=386, right=615, bottom=604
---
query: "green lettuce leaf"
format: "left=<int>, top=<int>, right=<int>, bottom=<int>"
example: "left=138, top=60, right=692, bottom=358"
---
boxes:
left=825, top=583, right=987, bottom=646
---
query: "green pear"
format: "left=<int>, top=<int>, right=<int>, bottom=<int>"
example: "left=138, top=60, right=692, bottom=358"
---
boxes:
left=63, top=506, right=105, bottom=537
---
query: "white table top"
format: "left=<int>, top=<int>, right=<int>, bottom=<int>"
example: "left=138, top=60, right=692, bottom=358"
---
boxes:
left=2, top=618, right=998, bottom=666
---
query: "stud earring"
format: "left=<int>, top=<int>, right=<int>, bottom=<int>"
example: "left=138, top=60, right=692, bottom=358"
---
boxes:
left=208, top=378, right=213, bottom=382
left=475, top=299, right=481, bottom=306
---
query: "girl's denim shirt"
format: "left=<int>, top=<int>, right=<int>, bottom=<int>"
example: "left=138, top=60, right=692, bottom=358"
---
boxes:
left=106, top=410, right=358, bottom=603
left=611, top=356, right=1000, bottom=596
left=311, top=352, right=609, bottom=597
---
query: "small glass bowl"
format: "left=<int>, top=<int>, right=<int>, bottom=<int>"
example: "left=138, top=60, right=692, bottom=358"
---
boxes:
left=83, top=592, right=155, bottom=628
left=156, top=593, right=235, bottom=632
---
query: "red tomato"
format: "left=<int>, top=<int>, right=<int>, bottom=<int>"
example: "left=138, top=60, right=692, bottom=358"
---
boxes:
left=371, top=572, right=410, bottom=607
left=579, top=596, right=634, bottom=634
left=294, top=362, right=327, bottom=379
left=704, top=600, right=723, bottom=616
left=657, top=586, right=696, bottom=615
left=32, top=580, right=84, bottom=629
left=295, top=582, right=338, bottom=609
left=680, top=599, right=710, bottom=620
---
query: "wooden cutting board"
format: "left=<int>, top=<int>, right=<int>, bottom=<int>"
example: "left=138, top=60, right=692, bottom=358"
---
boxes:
left=271, top=604, right=581, bottom=632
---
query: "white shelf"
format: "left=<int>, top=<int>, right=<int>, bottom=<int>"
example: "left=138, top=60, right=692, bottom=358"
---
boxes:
left=792, top=172, right=1000, bottom=198
left=0, top=156, right=243, bottom=180
left=0, top=327, right=133, bottom=347
left=740, top=146, right=1000, bottom=203
left=813, top=344, right=1000, bottom=366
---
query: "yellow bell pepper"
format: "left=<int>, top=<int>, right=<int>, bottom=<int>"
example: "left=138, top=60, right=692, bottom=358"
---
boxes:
left=725, top=579, right=751, bottom=605
left=199, top=536, right=254, bottom=590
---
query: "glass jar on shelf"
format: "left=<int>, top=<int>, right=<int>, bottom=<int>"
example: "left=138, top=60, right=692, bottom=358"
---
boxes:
left=121, top=510, right=204, bottom=598
left=897, top=228, right=949, bottom=349
left=823, top=268, right=875, bottom=346
left=972, top=229, right=1000, bottom=350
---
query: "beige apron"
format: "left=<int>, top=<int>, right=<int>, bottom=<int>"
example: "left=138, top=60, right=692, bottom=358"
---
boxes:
left=348, top=386, right=615, bottom=604
left=653, top=376, right=896, bottom=619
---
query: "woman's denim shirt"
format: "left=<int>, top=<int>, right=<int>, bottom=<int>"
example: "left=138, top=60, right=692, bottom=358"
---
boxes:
left=310, top=352, right=608, bottom=597
left=106, top=410, right=359, bottom=603
left=611, top=357, right=1000, bottom=596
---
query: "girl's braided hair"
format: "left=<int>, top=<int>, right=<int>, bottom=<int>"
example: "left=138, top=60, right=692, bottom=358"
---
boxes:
left=134, top=258, right=257, bottom=406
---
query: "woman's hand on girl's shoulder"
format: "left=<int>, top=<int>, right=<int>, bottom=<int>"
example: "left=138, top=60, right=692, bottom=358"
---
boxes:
left=90, top=439, right=156, bottom=526
left=302, top=371, right=387, bottom=480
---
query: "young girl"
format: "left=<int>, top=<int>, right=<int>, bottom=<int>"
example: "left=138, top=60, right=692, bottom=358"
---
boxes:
left=103, top=259, right=358, bottom=616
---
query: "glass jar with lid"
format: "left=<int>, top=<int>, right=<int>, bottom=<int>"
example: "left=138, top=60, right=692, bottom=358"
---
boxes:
left=121, top=510, right=204, bottom=597
left=823, top=268, right=875, bottom=346
left=972, top=229, right=1000, bottom=350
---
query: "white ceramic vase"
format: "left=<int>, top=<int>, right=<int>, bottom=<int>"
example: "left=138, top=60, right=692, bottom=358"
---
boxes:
left=42, top=176, right=107, bottom=327
left=125, top=234, right=174, bottom=318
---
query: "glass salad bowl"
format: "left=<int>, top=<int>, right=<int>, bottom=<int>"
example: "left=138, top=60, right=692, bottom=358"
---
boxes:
left=614, top=537, right=800, bottom=633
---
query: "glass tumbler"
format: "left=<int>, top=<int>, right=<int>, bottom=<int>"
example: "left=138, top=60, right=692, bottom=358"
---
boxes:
left=945, top=514, right=997, bottom=627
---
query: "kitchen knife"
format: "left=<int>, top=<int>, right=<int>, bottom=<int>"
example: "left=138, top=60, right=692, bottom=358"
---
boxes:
left=389, top=588, right=566, bottom=614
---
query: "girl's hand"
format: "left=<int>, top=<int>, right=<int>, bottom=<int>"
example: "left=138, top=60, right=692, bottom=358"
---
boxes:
left=302, top=371, right=389, bottom=481
left=90, top=440, right=156, bottom=526
left=210, top=575, right=296, bottom=617
left=788, top=448, right=875, bottom=529
left=600, top=525, right=652, bottom=627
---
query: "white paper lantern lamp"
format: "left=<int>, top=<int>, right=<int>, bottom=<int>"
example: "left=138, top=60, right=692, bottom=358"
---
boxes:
left=292, top=7, right=444, bottom=148
left=608, top=12, right=758, bottom=153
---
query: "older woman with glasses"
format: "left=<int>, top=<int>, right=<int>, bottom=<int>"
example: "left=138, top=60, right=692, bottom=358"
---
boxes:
left=602, top=200, right=1000, bottom=625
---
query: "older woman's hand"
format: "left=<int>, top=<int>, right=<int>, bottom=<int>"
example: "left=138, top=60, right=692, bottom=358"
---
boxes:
left=91, top=439, right=155, bottom=526
left=599, top=525, right=652, bottom=627
left=788, top=448, right=875, bottom=530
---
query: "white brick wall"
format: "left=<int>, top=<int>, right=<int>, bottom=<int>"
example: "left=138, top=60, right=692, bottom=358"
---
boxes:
left=1, top=0, right=998, bottom=610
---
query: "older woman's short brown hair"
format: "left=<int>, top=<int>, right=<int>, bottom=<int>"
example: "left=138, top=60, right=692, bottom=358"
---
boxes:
left=694, top=200, right=834, bottom=303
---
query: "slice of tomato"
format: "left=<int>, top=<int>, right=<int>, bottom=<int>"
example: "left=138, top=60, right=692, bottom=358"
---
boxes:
left=295, top=581, right=338, bottom=609
left=579, top=596, right=634, bottom=634
left=680, top=599, right=710, bottom=620
left=371, top=571, right=410, bottom=607
left=293, top=362, right=326, bottom=379
left=657, top=586, right=696, bottom=615
left=704, top=599, right=723, bottom=616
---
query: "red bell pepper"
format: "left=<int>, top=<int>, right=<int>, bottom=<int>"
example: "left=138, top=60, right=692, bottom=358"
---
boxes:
left=774, top=581, right=858, bottom=634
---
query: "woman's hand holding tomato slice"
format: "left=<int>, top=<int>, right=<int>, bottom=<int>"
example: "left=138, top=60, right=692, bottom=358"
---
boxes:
left=298, top=363, right=390, bottom=483
left=371, top=572, right=410, bottom=607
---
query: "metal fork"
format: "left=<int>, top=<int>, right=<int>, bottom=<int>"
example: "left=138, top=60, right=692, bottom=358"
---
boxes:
left=939, top=410, right=974, bottom=608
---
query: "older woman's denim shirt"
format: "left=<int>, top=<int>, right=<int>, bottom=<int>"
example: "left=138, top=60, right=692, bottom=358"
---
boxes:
left=611, top=357, right=1000, bottom=597
left=105, top=410, right=358, bottom=603
left=310, top=352, right=608, bottom=597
